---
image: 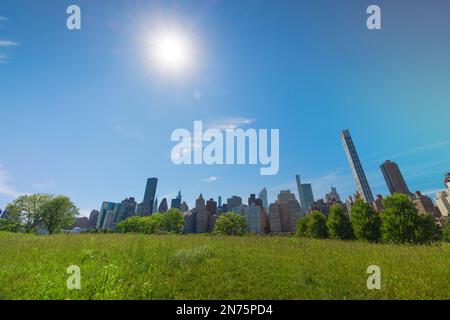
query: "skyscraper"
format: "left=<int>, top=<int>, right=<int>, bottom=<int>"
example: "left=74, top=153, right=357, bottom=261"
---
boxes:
left=269, top=190, right=302, bottom=233
left=325, top=186, right=341, bottom=203
left=380, top=160, right=411, bottom=196
left=340, top=129, right=374, bottom=204
left=136, top=177, right=158, bottom=216
left=435, top=173, right=450, bottom=218
left=258, top=187, right=268, bottom=209
left=295, top=175, right=314, bottom=213
left=115, top=197, right=137, bottom=223
left=171, top=191, right=182, bottom=209
left=158, top=198, right=168, bottom=213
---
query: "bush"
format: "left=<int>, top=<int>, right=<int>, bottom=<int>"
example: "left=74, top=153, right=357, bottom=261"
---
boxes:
left=350, top=199, right=380, bottom=242
left=380, top=193, right=436, bottom=244
left=213, top=212, right=247, bottom=235
left=116, top=215, right=163, bottom=234
left=0, top=218, right=22, bottom=233
left=326, top=205, right=354, bottom=240
left=296, top=211, right=327, bottom=239
left=161, top=208, right=184, bottom=233
left=442, top=219, right=450, bottom=242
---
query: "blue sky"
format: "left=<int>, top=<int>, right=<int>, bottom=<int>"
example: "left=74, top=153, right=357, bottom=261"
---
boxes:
left=1, top=0, right=450, bottom=216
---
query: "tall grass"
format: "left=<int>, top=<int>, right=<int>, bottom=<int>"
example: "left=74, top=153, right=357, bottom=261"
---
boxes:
left=0, top=232, right=448, bottom=299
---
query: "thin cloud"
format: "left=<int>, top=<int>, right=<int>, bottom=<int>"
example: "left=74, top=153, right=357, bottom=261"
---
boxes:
left=205, top=117, right=255, bottom=130
left=0, top=40, right=18, bottom=47
left=367, top=139, right=450, bottom=164
left=203, top=176, right=218, bottom=183
left=0, top=16, right=8, bottom=22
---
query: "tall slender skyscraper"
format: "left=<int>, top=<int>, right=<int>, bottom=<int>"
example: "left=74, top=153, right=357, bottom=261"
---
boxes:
left=295, top=175, right=314, bottom=213
left=258, top=188, right=268, bottom=209
left=137, top=177, right=158, bottom=215
left=340, top=129, right=374, bottom=204
left=380, top=160, right=411, bottom=195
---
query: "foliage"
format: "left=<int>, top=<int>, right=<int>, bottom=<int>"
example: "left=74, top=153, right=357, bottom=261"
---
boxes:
left=213, top=212, right=247, bottom=235
left=350, top=199, right=381, bottom=242
left=296, top=211, right=328, bottom=239
left=116, top=215, right=163, bottom=234
left=40, top=196, right=79, bottom=234
left=442, top=219, right=450, bottom=243
left=161, top=208, right=184, bottom=233
left=5, top=194, right=52, bottom=233
left=0, top=218, right=22, bottom=233
left=380, top=193, right=435, bottom=244
left=326, top=205, right=354, bottom=240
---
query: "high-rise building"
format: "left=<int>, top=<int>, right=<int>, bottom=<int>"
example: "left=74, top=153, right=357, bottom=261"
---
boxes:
left=88, top=210, right=99, bottom=228
left=115, top=197, right=137, bottom=223
left=412, top=191, right=440, bottom=218
left=340, top=129, right=374, bottom=204
left=136, top=177, right=158, bottom=216
left=206, top=198, right=218, bottom=232
left=373, top=194, right=384, bottom=212
left=227, top=195, right=243, bottom=213
left=295, top=175, right=314, bottom=213
left=194, top=194, right=209, bottom=233
left=153, top=197, right=158, bottom=213
left=269, top=190, right=302, bottom=233
left=435, top=173, right=450, bottom=218
left=325, top=186, right=341, bottom=203
left=97, top=201, right=119, bottom=230
left=218, top=196, right=222, bottom=207
left=158, top=198, right=168, bottom=213
left=171, top=191, right=182, bottom=209
left=180, top=201, right=189, bottom=212
left=258, top=187, right=268, bottom=209
left=380, top=160, right=411, bottom=196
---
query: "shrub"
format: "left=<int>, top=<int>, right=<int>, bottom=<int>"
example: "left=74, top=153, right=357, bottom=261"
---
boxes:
left=116, top=215, right=163, bottom=234
left=213, top=212, right=247, bottom=235
left=441, top=219, right=450, bottom=242
left=326, top=205, right=354, bottom=240
left=296, top=211, right=327, bottom=239
left=0, top=218, right=22, bottom=233
left=350, top=199, right=380, bottom=242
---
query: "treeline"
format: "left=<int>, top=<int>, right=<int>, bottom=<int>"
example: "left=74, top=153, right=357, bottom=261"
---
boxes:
left=297, top=193, right=450, bottom=244
left=0, top=194, right=78, bottom=234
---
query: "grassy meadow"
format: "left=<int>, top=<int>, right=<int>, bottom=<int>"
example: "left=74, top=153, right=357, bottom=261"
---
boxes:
left=0, top=231, right=448, bottom=300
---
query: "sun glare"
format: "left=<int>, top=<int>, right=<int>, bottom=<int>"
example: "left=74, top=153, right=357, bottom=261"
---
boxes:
left=151, top=30, right=193, bottom=73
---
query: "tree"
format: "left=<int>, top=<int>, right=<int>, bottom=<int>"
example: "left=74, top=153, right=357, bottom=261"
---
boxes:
left=213, top=212, right=247, bottom=235
left=161, top=208, right=184, bottom=233
left=326, top=205, right=354, bottom=240
left=380, top=193, right=436, bottom=244
left=40, top=196, right=79, bottom=234
left=350, top=199, right=381, bottom=242
left=415, top=214, right=439, bottom=244
left=0, top=218, right=22, bottom=232
left=296, top=211, right=328, bottom=239
left=5, top=194, right=52, bottom=233
left=442, top=219, right=450, bottom=243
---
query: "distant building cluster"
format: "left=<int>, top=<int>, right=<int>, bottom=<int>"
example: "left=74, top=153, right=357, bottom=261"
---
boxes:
left=64, top=129, right=449, bottom=233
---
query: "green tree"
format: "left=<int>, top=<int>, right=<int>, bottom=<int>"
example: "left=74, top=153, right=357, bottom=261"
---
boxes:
left=350, top=199, right=381, bottom=242
left=40, top=196, right=79, bottom=234
left=213, top=212, right=247, bottom=235
left=5, top=194, right=52, bottom=233
left=0, top=218, right=22, bottom=232
left=326, top=205, right=354, bottom=240
left=442, top=219, right=450, bottom=243
left=161, top=208, right=184, bottom=233
left=380, top=193, right=435, bottom=244
left=296, top=211, right=328, bottom=239
left=415, top=214, right=439, bottom=244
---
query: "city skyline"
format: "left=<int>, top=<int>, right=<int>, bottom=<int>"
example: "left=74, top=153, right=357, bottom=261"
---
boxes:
left=1, top=1, right=450, bottom=214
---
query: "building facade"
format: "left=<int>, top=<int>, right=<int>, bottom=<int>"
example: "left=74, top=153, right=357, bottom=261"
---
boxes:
left=340, top=129, right=374, bottom=204
left=380, top=160, right=411, bottom=196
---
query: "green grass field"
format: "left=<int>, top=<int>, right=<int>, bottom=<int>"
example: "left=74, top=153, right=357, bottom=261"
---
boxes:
left=0, top=232, right=448, bottom=300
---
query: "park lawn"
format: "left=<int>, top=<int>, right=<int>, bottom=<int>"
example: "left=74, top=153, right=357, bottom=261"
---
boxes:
left=0, top=232, right=448, bottom=300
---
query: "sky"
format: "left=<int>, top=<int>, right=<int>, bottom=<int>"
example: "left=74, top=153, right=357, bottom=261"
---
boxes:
left=1, top=0, right=450, bottom=216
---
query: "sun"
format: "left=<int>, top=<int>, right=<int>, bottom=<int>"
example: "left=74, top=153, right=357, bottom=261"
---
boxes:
left=151, top=30, right=193, bottom=73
